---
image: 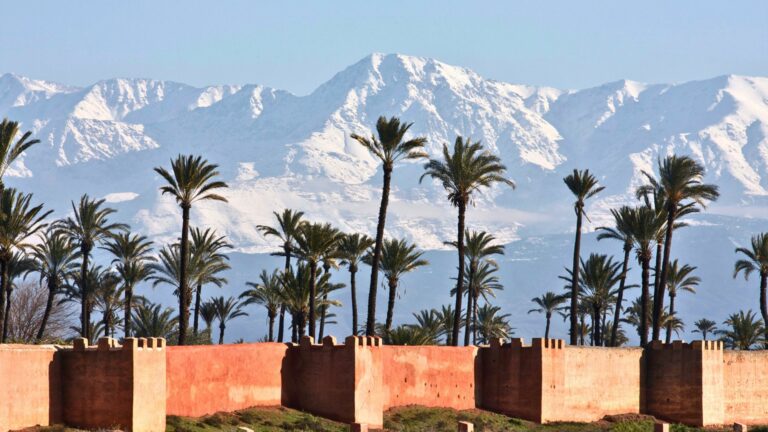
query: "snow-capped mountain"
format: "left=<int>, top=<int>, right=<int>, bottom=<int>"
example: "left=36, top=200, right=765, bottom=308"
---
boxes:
left=2, top=53, right=767, bottom=342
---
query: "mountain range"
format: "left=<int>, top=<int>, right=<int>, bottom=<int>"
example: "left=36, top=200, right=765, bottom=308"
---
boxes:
left=2, top=53, right=767, bottom=342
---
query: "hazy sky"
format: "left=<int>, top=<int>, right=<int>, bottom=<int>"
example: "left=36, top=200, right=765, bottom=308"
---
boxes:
left=2, top=1, right=766, bottom=94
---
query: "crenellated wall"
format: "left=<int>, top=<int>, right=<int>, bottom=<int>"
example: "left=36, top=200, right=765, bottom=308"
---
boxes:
left=2, top=337, right=768, bottom=432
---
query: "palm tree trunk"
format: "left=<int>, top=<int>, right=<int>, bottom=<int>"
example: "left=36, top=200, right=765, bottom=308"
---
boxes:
left=545, top=313, right=551, bottom=339
left=319, top=294, right=327, bottom=339
left=579, top=313, right=585, bottom=345
left=472, top=293, right=480, bottom=345
left=297, top=312, right=306, bottom=338
left=569, top=205, right=583, bottom=345
left=278, top=250, right=291, bottom=342
left=653, top=208, right=676, bottom=341
left=350, top=268, right=358, bottom=335
left=366, top=167, right=392, bottom=336
left=652, top=242, right=663, bottom=303
left=0, top=259, right=5, bottom=340
left=37, top=280, right=57, bottom=343
left=665, top=293, right=676, bottom=344
left=640, top=256, right=651, bottom=347
left=178, top=205, right=191, bottom=346
left=385, top=278, right=397, bottom=333
left=452, top=200, right=467, bottom=346
left=80, top=247, right=90, bottom=340
left=193, top=283, right=202, bottom=336
left=760, top=273, right=768, bottom=349
left=610, top=245, right=631, bottom=347
left=463, top=283, right=473, bottom=346
left=592, top=306, right=599, bottom=346
left=2, top=287, right=11, bottom=342
left=268, top=312, right=275, bottom=342
left=308, top=262, right=318, bottom=339
left=291, top=313, right=298, bottom=342
left=218, top=324, right=225, bottom=344
left=125, top=284, right=133, bottom=338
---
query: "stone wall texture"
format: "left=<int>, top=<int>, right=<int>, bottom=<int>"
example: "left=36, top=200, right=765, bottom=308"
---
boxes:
left=1, top=337, right=768, bottom=432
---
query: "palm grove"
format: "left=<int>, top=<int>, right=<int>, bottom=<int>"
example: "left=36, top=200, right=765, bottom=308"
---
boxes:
left=0, top=116, right=766, bottom=351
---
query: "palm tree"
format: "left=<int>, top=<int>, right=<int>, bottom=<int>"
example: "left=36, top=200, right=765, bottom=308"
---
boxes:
left=190, top=227, right=231, bottom=335
left=28, top=228, right=79, bottom=342
left=57, top=195, right=127, bottom=341
left=563, top=169, right=605, bottom=345
left=318, top=245, right=341, bottom=339
left=2, top=252, right=34, bottom=341
left=577, top=254, right=624, bottom=346
left=384, top=325, right=436, bottom=345
left=664, top=260, right=699, bottom=343
left=211, top=296, right=248, bottom=344
left=240, top=269, right=282, bottom=341
left=623, top=296, right=684, bottom=343
left=154, top=154, right=228, bottom=345
left=256, top=209, right=304, bottom=341
left=476, top=304, right=513, bottom=345
left=199, top=299, right=217, bottom=340
left=421, top=137, right=514, bottom=345
left=351, top=116, right=428, bottom=336
left=336, top=233, right=374, bottom=335
left=93, top=270, right=123, bottom=338
left=734, top=233, right=768, bottom=349
left=292, top=222, right=342, bottom=339
left=692, top=318, right=718, bottom=340
left=59, top=264, right=109, bottom=338
left=641, top=155, right=719, bottom=341
left=369, top=238, right=429, bottom=333
left=718, top=310, right=765, bottom=350
left=528, top=291, right=568, bottom=339
left=446, top=230, right=505, bottom=345
left=624, top=205, right=665, bottom=346
left=412, top=309, right=443, bottom=342
left=101, top=232, right=154, bottom=337
left=597, top=206, right=635, bottom=346
left=455, top=260, right=504, bottom=344
left=435, top=304, right=456, bottom=346
left=132, top=301, right=178, bottom=339
left=0, top=118, right=39, bottom=192
left=0, top=188, right=51, bottom=341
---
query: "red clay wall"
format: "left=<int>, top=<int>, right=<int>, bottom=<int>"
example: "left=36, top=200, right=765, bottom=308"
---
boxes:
left=724, top=350, right=768, bottom=424
left=382, top=345, right=478, bottom=410
left=557, top=346, right=643, bottom=422
left=0, top=345, right=62, bottom=431
left=283, top=336, right=384, bottom=428
left=166, top=342, right=288, bottom=417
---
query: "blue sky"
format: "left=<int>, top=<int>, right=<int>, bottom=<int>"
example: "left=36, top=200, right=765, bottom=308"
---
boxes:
left=2, top=1, right=766, bottom=94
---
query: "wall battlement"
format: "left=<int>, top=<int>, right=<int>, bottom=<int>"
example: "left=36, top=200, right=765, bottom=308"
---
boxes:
left=2, top=337, right=767, bottom=432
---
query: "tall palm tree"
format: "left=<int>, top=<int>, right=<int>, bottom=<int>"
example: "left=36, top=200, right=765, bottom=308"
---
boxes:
left=664, top=260, right=699, bottom=343
left=211, top=296, right=248, bottom=344
left=279, top=264, right=342, bottom=341
left=446, top=230, right=505, bottom=345
left=641, top=155, right=719, bottom=341
left=318, top=246, right=341, bottom=339
left=623, top=205, right=665, bottom=346
left=256, top=209, right=304, bottom=341
left=0, top=188, right=51, bottom=341
left=528, top=291, right=568, bottom=339
left=476, top=304, right=513, bottom=344
left=692, top=318, right=718, bottom=340
left=563, top=169, right=605, bottom=345
left=132, top=301, right=178, bottom=339
left=28, top=228, right=79, bottom=342
left=240, top=269, right=283, bottom=341
left=58, top=264, right=109, bottom=338
left=57, top=195, right=127, bottom=341
left=0, top=118, right=39, bottom=192
left=718, top=310, right=765, bottom=350
left=292, top=222, right=342, bottom=339
left=734, top=233, right=768, bottom=349
left=351, top=116, right=428, bottom=336
left=597, top=206, right=635, bottom=346
left=421, top=137, right=514, bottom=345
left=368, top=238, right=429, bottom=334
left=154, top=154, right=228, bottom=345
left=190, top=227, right=231, bottom=335
left=464, top=261, right=504, bottom=344
left=337, top=233, right=374, bottom=335
left=101, top=232, right=155, bottom=337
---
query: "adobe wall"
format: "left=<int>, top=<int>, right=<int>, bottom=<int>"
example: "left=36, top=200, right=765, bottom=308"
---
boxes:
left=166, top=343, right=288, bottom=417
left=723, top=350, right=768, bottom=424
left=0, top=345, right=62, bottom=431
left=283, top=336, right=384, bottom=428
left=644, top=340, right=724, bottom=427
left=60, top=337, right=166, bottom=432
left=556, top=346, right=643, bottom=422
left=381, top=345, right=478, bottom=410
left=479, top=338, right=549, bottom=422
